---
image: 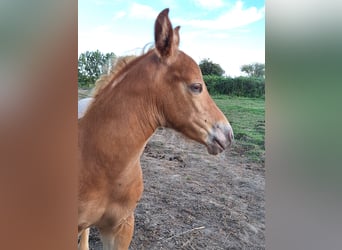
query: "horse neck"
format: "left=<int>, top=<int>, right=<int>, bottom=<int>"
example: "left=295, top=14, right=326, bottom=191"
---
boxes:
left=79, top=74, right=161, bottom=172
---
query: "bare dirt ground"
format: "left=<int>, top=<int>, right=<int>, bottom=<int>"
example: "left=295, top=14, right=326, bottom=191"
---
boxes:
left=88, top=128, right=265, bottom=249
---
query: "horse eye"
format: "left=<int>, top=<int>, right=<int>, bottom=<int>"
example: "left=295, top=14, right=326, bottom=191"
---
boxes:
left=189, top=83, right=203, bottom=94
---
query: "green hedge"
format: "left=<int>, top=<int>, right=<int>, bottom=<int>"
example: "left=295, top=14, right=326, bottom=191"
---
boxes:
left=203, top=75, right=265, bottom=98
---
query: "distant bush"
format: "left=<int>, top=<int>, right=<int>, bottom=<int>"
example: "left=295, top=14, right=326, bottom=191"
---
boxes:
left=203, top=75, right=265, bottom=98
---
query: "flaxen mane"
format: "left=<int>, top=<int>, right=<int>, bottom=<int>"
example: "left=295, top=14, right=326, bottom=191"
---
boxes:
left=78, top=55, right=138, bottom=118
left=92, top=55, right=137, bottom=97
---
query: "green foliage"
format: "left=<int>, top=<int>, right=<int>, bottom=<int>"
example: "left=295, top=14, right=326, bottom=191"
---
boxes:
left=241, top=63, right=265, bottom=78
left=199, top=58, right=225, bottom=76
left=213, top=96, right=265, bottom=163
left=203, top=75, right=264, bottom=98
left=78, top=50, right=116, bottom=88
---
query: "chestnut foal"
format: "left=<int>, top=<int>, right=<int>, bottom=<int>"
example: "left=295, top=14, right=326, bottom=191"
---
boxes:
left=78, top=8, right=233, bottom=250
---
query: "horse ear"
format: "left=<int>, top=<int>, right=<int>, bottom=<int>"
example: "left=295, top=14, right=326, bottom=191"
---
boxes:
left=174, top=26, right=181, bottom=47
left=154, top=8, right=178, bottom=58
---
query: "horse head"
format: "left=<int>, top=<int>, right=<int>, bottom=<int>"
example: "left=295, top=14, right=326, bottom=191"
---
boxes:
left=153, top=9, right=234, bottom=155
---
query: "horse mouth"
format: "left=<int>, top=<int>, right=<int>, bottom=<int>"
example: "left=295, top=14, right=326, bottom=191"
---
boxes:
left=206, top=123, right=233, bottom=155
left=207, top=137, right=226, bottom=155
left=214, top=137, right=226, bottom=151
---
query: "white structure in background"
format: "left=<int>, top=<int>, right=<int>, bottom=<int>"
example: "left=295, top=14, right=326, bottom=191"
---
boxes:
left=78, top=97, right=94, bottom=119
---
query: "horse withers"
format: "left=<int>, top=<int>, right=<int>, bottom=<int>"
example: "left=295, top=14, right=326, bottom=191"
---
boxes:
left=78, top=8, right=233, bottom=250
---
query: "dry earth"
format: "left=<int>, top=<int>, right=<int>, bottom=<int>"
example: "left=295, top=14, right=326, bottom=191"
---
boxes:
left=87, top=128, right=265, bottom=249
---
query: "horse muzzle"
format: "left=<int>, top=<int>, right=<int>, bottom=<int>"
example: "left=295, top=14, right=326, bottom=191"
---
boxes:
left=206, top=123, right=234, bottom=155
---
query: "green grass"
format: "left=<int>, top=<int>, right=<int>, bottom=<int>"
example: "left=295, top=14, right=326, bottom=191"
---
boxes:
left=213, top=95, right=265, bottom=163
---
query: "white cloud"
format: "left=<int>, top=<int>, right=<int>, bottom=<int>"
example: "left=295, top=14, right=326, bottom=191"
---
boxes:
left=92, top=0, right=109, bottom=5
left=113, top=11, right=127, bottom=20
left=176, top=1, right=264, bottom=30
left=193, top=0, right=224, bottom=9
left=180, top=29, right=264, bottom=76
left=128, top=3, right=158, bottom=19
left=187, top=44, right=264, bottom=77
left=78, top=1, right=264, bottom=76
left=78, top=24, right=151, bottom=57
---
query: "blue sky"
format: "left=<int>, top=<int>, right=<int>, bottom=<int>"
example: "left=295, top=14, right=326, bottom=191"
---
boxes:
left=79, top=0, right=264, bottom=76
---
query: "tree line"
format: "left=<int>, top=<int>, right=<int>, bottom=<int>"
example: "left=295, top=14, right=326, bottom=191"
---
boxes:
left=199, top=59, right=265, bottom=98
left=78, top=50, right=116, bottom=87
left=78, top=51, right=264, bottom=98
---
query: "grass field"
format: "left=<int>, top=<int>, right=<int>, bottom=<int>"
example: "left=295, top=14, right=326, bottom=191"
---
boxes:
left=212, top=95, right=265, bottom=163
